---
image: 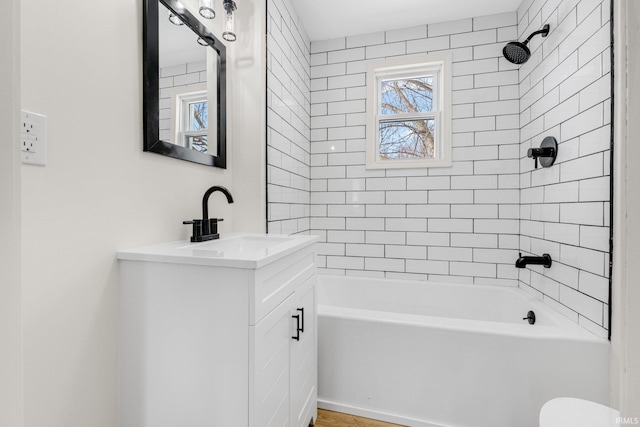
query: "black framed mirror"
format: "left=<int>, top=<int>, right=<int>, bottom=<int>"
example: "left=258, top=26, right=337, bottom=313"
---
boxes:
left=143, top=0, right=227, bottom=168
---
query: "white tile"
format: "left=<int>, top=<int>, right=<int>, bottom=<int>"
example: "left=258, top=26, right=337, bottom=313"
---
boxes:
left=366, top=177, right=406, bottom=191
left=451, top=233, right=498, bottom=248
left=345, top=217, right=384, bottom=230
left=474, top=189, right=519, bottom=204
left=365, top=231, right=406, bottom=245
left=311, top=37, right=346, bottom=53
left=406, top=232, right=450, bottom=247
left=560, top=202, right=604, bottom=226
left=451, top=204, right=499, bottom=219
left=366, top=42, right=407, bottom=59
left=560, top=152, right=604, bottom=182
left=406, top=205, right=451, bottom=218
left=346, top=243, right=384, bottom=257
left=474, top=219, right=519, bottom=234
left=428, top=246, right=473, bottom=261
left=385, top=191, right=428, bottom=204
left=326, top=256, right=364, bottom=270
left=429, top=190, right=474, bottom=204
left=347, top=31, right=385, bottom=48
left=578, top=270, right=609, bottom=302
left=579, top=125, right=610, bottom=156
left=405, top=259, right=450, bottom=275
left=452, top=145, right=498, bottom=160
left=559, top=285, right=603, bottom=324
left=386, top=218, right=428, bottom=232
left=544, top=181, right=580, bottom=203
left=474, top=70, right=519, bottom=88
left=406, top=36, right=450, bottom=54
left=327, top=230, right=365, bottom=244
left=451, top=29, right=497, bottom=48
left=327, top=47, right=365, bottom=64
left=451, top=175, right=497, bottom=190
left=386, top=245, right=427, bottom=260
left=450, top=261, right=496, bottom=278
left=474, top=12, right=518, bottom=30
left=366, top=204, right=406, bottom=218
left=346, top=191, right=385, bottom=204
left=579, top=225, right=609, bottom=251
left=544, top=222, right=580, bottom=246
left=328, top=204, right=365, bottom=218
left=579, top=176, right=609, bottom=202
left=365, top=257, right=406, bottom=272
left=453, top=87, right=499, bottom=104
left=386, top=25, right=428, bottom=43
left=453, top=58, right=499, bottom=76
left=560, top=244, right=605, bottom=276
left=428, top=218, right=473, bottom=233
left=429, top=18, right=473, bottom=37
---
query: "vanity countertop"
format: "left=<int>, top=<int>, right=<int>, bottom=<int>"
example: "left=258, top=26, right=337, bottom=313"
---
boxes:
left=117, top=232, right=318, bottom=269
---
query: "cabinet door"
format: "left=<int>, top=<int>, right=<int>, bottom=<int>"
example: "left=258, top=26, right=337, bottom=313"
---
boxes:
left=290, top=276, right=317, bottom=427
left=250, top=293, right=294, bottom=427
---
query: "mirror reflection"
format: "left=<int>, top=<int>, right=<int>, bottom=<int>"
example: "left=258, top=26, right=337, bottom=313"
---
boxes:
left=158, top=3, right=218, bottom=156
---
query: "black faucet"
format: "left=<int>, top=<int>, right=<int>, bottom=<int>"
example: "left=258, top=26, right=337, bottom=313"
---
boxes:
left=183, top=185, right=234, bottom=242
left=515, top=253, right=552, bottom=268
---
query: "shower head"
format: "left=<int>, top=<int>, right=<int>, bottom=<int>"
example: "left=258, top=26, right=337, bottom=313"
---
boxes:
left=502, top=24, right=550, bottom=65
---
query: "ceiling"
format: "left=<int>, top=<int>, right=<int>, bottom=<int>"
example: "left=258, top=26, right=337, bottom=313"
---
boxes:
left=290, top=0, right=523, bottom=41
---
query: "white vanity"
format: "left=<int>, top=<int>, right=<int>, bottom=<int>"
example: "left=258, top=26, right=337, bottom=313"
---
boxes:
left=117, top=233, right=318, bottom=427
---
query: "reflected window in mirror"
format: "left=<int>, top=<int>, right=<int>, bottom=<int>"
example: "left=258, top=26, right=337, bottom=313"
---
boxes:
left=143, top=0, right=226, bottom=168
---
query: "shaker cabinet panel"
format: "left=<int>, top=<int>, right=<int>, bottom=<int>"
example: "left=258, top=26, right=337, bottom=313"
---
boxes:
left=119, top=240, right=317, bottom=427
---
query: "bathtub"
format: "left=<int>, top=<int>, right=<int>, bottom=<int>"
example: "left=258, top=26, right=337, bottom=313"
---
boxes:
left=317, top=275, right=609, bottom=427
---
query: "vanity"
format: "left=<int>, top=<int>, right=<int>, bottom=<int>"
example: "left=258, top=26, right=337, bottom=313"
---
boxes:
left=117, top=233, right=318, bottom=427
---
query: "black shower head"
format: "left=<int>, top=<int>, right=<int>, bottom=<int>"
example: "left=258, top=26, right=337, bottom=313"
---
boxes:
left=503, top=24, right=550, bottom=65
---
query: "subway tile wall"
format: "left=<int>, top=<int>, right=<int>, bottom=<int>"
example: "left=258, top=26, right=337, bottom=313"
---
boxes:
left=266, top=0, right=312, bottom=235
left=308, top=12, right=524, bottom=286
left=517, top=0, right=611, bottom=337
left=266, top=0, right=611, bottom=335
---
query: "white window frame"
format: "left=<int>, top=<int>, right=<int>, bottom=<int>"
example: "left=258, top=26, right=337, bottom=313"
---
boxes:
left=366, top=52, right=452, bottom=169
left=177, top=90, right=208, bottom=150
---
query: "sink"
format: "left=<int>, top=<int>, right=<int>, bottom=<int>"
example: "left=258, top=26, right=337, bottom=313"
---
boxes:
left=117, top=233, right=318, bottom=269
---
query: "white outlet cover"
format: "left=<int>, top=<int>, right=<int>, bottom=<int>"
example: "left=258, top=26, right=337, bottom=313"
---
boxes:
left=21, top=110, right=47, bottom=166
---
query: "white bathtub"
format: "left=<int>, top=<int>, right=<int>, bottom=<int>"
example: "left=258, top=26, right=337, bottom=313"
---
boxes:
left=317, top=275, right=609, bottom=427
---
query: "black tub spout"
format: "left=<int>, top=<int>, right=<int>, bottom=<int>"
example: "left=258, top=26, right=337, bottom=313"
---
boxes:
left=515, top=253, right=552, bottom=268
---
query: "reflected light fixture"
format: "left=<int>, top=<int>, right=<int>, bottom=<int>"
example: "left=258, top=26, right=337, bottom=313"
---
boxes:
left=222, top=0, right=237, bottom=42
left=199, top=0, right=216, bottom=19
left=168, top=12, right=184, bottom=25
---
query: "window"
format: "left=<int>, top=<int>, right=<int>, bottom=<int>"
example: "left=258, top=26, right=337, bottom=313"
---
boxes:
left=366, top=53, right=452, bottom=169
left=178, top=91, right=209, bottom=153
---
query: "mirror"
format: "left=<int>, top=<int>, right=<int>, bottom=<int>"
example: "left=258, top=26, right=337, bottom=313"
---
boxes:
left=143, top=0, right=227, bottom=168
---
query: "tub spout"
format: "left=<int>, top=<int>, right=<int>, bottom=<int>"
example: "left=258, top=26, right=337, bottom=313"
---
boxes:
left=515, top=253, right=552, bottom=268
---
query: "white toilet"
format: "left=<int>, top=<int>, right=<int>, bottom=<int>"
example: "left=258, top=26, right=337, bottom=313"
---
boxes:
left=540, top=398, right=621, bottom=427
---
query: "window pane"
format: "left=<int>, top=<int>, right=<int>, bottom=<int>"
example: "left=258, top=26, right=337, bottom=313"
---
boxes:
left=188, top=101, right=208, bottom=131
left=187, top=135, right=208, bottom=153
left=379, top=119, right=436, bottom=160
left=380, top=76, right=434, bottom=115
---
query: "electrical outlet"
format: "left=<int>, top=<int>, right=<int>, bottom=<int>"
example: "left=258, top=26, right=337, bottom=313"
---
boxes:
left=21, top=110, right=47, bottom=166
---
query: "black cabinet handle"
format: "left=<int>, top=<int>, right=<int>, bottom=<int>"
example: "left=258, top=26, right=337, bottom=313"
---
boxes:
left=297, top=308, right=304, bottom=333
left=291, top=314, right=300, bottom=341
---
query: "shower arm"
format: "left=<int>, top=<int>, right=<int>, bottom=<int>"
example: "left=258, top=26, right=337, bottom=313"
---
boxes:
left=523, top=24, right=550, bottom=45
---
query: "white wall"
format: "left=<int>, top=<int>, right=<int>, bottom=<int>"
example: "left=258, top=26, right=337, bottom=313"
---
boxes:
left=19, top=0, right=265, bottom=426
left=0, top=0, right=23, bottom=424
left=612, top=0, right=640, bottom=416
left=307, top=14, right=523, bottom=284
left=516, top=0, right=611, bottom=338
left=266, top=0, right=312, bottom=235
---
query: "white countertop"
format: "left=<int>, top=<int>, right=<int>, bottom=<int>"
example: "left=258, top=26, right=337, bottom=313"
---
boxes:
left=117, top=233, right=318, bottom=269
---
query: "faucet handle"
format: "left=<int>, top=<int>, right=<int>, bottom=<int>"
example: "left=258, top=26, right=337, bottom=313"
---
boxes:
left=183, top=219, right=203, bottom=242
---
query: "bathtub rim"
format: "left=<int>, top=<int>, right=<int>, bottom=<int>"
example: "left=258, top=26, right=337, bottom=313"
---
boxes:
left=317, top=274, right=608, bottom=343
